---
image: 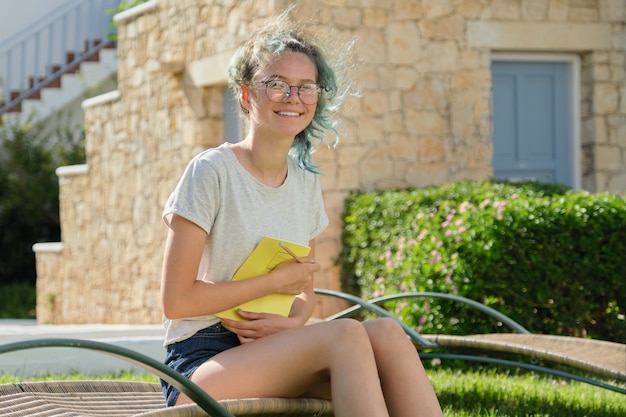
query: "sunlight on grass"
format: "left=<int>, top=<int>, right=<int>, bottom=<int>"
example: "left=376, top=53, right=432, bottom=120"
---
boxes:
left=428, top=369, right=626, bottom=417
left=0, top=369, right=159, bottom=384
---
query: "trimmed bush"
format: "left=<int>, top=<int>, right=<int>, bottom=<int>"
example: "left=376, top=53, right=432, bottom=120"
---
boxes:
left=339, top=181, right=626, bottom=342
left=0, top=112, right=84, bottom=288
left=0, top=283, right=36, bottom=319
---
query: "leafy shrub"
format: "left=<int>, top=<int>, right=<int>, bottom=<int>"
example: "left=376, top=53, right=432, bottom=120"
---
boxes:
left=106, top=0, right=150, bottom=41
left=0, top=283, right=36, bottom=319
left=0, top=112, right=84, bottom=287
left=339, top=181, right=626, bottom=342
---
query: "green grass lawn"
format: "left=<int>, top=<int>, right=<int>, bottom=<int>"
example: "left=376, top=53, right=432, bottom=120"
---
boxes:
left=429, top=369, right=625, bottom=417
left=2, top=368, right=623, bottom=416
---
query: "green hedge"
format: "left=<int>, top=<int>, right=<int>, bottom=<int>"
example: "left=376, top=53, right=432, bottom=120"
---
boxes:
left=339, top=181, right=626, bottom=343
left=0, top=112, right=85, bottom=286
left=0, top=283, right=36, bottom=319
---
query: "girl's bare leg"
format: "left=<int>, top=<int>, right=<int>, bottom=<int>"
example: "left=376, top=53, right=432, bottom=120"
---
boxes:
left=363, top=318, right=443, bottom=417
left=177, top=319, right=390, bottom=417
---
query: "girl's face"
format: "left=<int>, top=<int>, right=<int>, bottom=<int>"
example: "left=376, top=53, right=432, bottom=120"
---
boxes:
left=245, top=51, right=318, bottom=140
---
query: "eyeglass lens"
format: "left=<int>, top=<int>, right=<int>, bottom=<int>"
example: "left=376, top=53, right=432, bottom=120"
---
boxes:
left=262, top=80, right=320, bottom=104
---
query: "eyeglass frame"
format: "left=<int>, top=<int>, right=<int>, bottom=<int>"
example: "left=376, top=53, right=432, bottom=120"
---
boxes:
left=251, top=79, right=326, bottom=105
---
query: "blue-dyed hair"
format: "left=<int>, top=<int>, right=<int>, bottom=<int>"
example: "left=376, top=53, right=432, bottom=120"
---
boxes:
left=227, top=8, right=354, bottom=173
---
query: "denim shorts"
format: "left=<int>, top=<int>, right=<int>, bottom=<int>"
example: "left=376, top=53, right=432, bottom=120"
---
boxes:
left=160, top=323, right=241, bottom=407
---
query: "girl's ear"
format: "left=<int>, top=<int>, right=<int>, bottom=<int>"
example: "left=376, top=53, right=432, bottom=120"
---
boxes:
left=239, top=84, right=250, bottom=111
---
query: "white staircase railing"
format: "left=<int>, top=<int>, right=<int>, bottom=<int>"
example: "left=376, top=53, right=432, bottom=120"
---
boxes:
left=0, top=0, right=120, bottom=115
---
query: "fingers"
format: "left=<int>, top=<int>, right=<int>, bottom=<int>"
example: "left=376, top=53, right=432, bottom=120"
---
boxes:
left=237, top=334, right=255, bottom=344
left=234, top=310, right=270, bottom=321
left=221, top=312, right=271, bottom=334
left=271, top=261, right=317, bottom=295
left=276, top=258, right=320, bottom=272
left=222, top=312, right=296, bottom=340
left=302, top=258, right=321, bottom=270
left=298, top=256, right=319, bottom=265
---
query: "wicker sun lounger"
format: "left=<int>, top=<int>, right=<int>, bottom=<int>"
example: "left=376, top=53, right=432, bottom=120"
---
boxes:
left=316, top=289, right=626, bottom=395
left=0, top=338, right=333, bottom=417
left=0, top=379, right=333, bottom=416
left=0, top=289, right=623, bottom=416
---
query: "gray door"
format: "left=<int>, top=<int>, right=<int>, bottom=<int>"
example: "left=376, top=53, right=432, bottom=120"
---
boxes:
left=491, top=61, right=572, bottom=186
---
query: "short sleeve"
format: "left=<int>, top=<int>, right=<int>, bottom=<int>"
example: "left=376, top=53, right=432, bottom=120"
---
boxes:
left=163, top=151, right=221, bottom=234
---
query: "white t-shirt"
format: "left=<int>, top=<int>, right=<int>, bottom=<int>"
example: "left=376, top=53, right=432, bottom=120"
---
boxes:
left=162, top=143, right=329, bottom=346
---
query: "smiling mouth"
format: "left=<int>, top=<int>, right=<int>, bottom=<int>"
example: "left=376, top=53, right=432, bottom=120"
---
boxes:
left=276, top=111, right=301, bottom=117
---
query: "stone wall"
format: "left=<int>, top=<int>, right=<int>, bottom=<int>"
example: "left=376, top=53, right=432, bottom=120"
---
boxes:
left=34, top=0, right=625, bottom=324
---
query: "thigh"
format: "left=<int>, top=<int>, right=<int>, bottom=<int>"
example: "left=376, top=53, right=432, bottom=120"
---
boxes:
left=163, top=323, right=240, bottom=406
left=182, top=319, right=363, bottom=403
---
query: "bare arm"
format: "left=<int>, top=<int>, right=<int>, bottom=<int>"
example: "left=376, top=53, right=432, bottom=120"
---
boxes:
left=161, top=214, right=319, bottom=320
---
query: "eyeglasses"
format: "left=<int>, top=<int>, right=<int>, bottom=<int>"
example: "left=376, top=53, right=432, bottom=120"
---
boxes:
left=254, top=80, right=323, bottom=105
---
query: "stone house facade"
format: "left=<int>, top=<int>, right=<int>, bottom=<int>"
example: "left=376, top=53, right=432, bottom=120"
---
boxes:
left=33, top=0, right=625, bottom=324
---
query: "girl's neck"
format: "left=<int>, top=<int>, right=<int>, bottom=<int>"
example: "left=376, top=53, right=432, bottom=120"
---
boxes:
left=230, top=133, right=292, bottom=187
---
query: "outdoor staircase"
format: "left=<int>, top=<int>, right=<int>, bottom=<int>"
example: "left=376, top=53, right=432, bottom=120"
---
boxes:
left=0, top=0, right=120, bottom=122
left=3, top=41, right=118, bottom=121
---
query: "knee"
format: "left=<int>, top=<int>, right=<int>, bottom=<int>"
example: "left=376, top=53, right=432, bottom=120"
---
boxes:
left=334, top=318, right=370, bottom=337
left=327, top=319, right=372, bottom=347
left=363, top=318, right=409, bottom=348
left=364, top=317, right=404, bottom=335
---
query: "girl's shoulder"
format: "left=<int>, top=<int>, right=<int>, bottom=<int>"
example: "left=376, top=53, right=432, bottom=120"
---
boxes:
left=189, top=143, right=236, bottom=170
left=286, top=153, right=321, bottom=187
left=286, top=152, right=304, bottom=170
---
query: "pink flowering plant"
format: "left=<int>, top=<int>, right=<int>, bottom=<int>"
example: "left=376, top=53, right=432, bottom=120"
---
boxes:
left=339, top=181, right=626, bottom=341
left=366, top=197, right=506, bottom=334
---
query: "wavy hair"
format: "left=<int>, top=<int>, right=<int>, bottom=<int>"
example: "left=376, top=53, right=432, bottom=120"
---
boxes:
left=227, top=7, right=355, bottom=173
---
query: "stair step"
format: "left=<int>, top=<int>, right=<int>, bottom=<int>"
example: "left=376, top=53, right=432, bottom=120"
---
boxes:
left=21, top=75, right=89, bottom=118
left=2, top=38, right=118, bottom=116
left=40, top=75, right=61, bottom=89
left=82, top=53, right=100, bottom=63
left=0, top=101, right=21, bottom=113
left=26, top=79, right=42, bottom=99
left=64, top=53, right=81, bottom=73
left=41, top=75, right=84, bottom=101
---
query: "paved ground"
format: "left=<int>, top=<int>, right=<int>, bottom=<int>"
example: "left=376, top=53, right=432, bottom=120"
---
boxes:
left=0, top=320, right=165, bottom=377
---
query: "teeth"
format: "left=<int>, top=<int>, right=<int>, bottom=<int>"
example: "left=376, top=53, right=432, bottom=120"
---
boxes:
left=277, top=112, right=299, bottom=116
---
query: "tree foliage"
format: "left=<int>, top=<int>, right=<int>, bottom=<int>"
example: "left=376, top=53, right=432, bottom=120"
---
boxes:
left=0, top=113, right=85, bottom=285
left=106, top=0, right=150, bottom=41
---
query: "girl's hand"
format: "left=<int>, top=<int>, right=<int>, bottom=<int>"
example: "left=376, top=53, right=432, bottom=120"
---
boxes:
left=221, top=311, right=301, bottom=343
left=270, top=258, right=319, bottom=295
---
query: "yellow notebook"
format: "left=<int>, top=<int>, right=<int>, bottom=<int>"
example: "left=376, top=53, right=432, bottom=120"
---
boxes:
left=214, top=237, right=310, bottom=321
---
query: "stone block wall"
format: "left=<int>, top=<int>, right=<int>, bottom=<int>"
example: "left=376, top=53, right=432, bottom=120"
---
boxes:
left=34, top=0, right=625, bottom=324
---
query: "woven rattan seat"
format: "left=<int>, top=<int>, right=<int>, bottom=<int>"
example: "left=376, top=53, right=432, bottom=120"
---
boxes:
left=137, top=397, right=334, bottom=417
left=0, top=380, right=332, bottom=416
left=0, top=337, right=335, bottom=417
left=0, top=381, right=165, bottom=416
left=422, top=333, right=626, bottom=382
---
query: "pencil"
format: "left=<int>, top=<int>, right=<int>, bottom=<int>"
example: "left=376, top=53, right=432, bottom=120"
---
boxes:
left=279, top=242, right=303, bottom=263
